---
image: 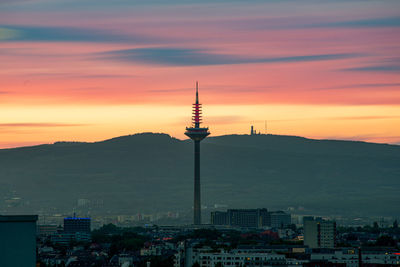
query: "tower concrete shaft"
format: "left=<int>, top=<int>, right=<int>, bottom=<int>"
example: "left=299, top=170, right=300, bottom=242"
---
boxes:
left=185, top=81, right=209, bottom=225
left=194, top=140, right=201, bottom=224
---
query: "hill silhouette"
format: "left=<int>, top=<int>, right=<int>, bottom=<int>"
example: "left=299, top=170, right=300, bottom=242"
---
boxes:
left=0, top=133, right=399, bottom=216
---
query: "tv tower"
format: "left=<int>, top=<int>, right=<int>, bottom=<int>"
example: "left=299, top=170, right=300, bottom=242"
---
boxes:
left=185, top=81, right=210, bottom=225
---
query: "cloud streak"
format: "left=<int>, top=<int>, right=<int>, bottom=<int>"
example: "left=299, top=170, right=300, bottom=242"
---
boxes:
left=0, top=123, right=89, bottom=127
left=328, top=116, right=400, bottom=121
left=0, top=25, right=155, bottom=43
left=99, top=47, right=359, bottom=66
left=24, top=72, right=136, bottom=79
left=317, top=83, right=400, bottom=90
left=314, top=16, right=400, bottom=29
left=342, top=65, right=400, bottom=72
left=215, top=16, right=400, bottom=31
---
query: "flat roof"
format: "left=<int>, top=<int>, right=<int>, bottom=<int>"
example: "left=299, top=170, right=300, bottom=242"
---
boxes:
left=0, top=215, right=38, bottom=222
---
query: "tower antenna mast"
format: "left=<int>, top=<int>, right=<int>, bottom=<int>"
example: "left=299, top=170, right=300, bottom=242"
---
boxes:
left=265, top=120, right=267, bottom=135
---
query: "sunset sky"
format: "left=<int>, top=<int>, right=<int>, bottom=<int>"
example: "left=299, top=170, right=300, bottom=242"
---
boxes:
left=1, top=0, right=400, bottom=148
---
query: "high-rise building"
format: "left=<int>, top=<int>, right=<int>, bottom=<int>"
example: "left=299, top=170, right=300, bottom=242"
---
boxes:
left=51, top=216, right=91, bottom=244
left=211, top=211, right=228, bottom=225
left=0, top=215, right=38, bottom=267
left=64, top=216, right=91, bottom=233
left=185, top=82, right=210, bottom=225
left=269, top=211, right=291, bottom=228
left=210, top=208, right=291, bottom=228
left=304, top=217, right=336, bottom=249
left=228, top=209, right=263, bottom=228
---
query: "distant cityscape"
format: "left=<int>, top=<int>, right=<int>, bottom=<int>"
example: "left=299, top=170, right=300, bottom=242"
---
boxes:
left=2, top=208, right=399, bottom=266
left=1, top=85, right=399, bottom=266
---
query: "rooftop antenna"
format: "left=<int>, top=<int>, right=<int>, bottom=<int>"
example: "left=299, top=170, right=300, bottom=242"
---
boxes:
left=265, top=120, right=267, bottom=135
left=196, top=81, right=199, bottom=104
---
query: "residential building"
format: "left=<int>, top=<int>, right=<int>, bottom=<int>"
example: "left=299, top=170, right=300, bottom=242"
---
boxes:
left=64, top=217, right=91, bottom=233
left=37, top=224, right=59, bottom=237
left=210, top=211, right=228, bottom=225
left=269, top=211, right=291, bottom=228
left=50, top=216, right=91, bottom=244
left=228, top=209, right=260, bottom=228
left=304, top=217, right=336, bottom=249
left=210, top=208, right=290, bottom=229
left=310, top=249, right=400, bottom=267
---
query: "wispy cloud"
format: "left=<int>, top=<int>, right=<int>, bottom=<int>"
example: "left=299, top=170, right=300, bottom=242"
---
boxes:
left=0, top=123, right=89, bottom=127
left=147, top=84, right=274, bottom=93
left=223, top=16, right=400, bottom=31
left=253, top=116, right=400, bottom=123
left=24, top=72, right=136, bottom=79
left=173, top=115, right=245, bottom=126
left=328, top=116, right=400, bottom=121
left=314, top=16, right=400, bottom=28
left=99, top=47, right=358, bottom=66
left=342, top=65, right=400, bottom=72
left=147, top=88, right=192, bottom=93
left=0, top=25, right=156, bottom=43
left=317, top=83, right=400, bottom=90
left=206, top=115, right=246, bottom=125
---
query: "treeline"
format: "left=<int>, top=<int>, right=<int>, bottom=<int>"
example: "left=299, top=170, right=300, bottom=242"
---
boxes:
left=92, top=224, right=150, bottom=254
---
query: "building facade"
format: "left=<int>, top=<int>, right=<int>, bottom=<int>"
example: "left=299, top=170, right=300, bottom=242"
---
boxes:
left=228, top=209, right=261, bottom=228
left=50, top=217, right=91, bottom=244
left=0, top=215, right=38, bottom=267
left=210, top=211, right=228, bottom=225
left=304, top=217, right=336, bottom=249
left=310, top=249, right=400, bottom=267
left=210, top=209, right=290, bottom=229
left=269, top=211, right=291, bottom=228
left=64, top=217, right=91, bottom=233
left=37, top=224, right=59, bottom=238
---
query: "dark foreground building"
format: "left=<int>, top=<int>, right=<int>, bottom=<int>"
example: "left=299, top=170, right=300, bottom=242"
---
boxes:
left=0, top=215, right=38, bottom=267
left=185, top=82, right=210, bottom=225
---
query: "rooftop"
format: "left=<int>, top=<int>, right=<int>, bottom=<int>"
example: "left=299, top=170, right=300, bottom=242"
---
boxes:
left=0, top=215, right=38, bottom=222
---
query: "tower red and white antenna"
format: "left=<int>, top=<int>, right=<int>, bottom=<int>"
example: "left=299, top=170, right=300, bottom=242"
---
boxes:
left=192, top=81, right=202, bottom=128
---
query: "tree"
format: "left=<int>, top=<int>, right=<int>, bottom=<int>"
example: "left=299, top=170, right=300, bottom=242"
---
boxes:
left=393, top=220, right=398, bottom=229
left=372, top=222, right=380, bottom=233
left=287, top=224, right=297, bottom=231
left=376, top=235, right=396, bottom=247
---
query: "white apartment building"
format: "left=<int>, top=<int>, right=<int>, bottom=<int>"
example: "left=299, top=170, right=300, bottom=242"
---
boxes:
left=311, top=250, right=400, bottom=267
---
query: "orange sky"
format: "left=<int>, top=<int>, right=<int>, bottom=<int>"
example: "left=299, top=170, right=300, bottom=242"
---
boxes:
left=1, top=0, right=400, bottom=148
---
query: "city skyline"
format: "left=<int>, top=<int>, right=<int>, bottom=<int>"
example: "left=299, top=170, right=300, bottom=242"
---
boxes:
left=1, top=0, right=400, bottom=148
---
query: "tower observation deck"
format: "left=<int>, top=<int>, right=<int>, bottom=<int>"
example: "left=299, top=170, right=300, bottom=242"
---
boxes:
left=185, top=82, right=210, bottom=225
